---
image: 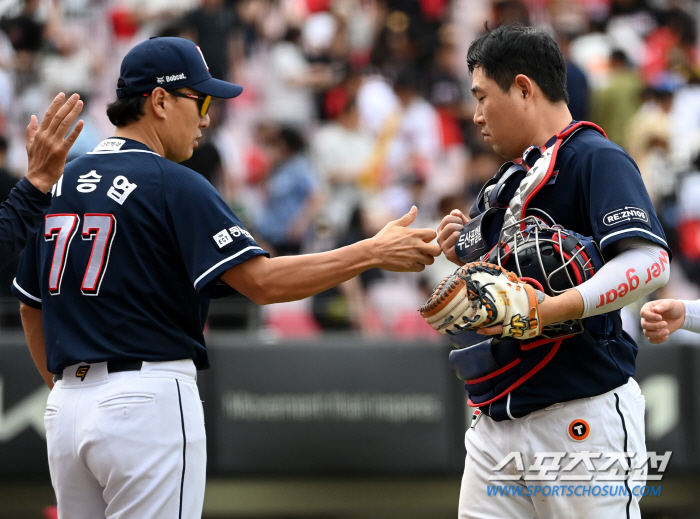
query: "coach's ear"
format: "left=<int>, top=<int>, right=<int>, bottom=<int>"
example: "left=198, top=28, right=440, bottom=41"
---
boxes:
left=149, top=87, right=169, bottom=120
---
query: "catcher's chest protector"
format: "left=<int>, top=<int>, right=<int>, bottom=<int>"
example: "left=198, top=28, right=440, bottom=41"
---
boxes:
left=458, top=121, right=609, bottom=410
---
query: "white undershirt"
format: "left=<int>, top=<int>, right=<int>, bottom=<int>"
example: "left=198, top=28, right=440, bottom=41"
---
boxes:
left=681, top=299, right=700, bottom=332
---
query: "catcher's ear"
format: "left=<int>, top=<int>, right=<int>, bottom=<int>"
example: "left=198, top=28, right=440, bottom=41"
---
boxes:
left=514, top=74, right=533, bottom=100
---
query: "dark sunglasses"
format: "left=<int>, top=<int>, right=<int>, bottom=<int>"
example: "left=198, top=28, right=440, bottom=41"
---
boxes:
left=167, top=90, right=212, bottom=117
left=144, top=90, right=212, bottom=117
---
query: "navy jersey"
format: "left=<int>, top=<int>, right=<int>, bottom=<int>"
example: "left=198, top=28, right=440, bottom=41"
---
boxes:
left=12, top=138, right=268, bottom=374
left=485, top=126, right=669, bottom=421
left=0, top=177, right=52, bottom=269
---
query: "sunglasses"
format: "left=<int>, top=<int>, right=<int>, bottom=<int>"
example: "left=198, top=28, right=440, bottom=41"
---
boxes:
left=144, top=90, right=212, bottom=117
left=167, top=90, right=212, bottom=117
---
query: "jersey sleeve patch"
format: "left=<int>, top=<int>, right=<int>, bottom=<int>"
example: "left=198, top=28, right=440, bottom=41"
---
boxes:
left=599, top=206, right=650, bottom=230
left=211, top=225, right=256, bottom=250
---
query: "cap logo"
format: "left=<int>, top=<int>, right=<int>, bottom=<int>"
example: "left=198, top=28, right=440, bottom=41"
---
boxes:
left=162, top=73, right=186, bottom=83
left=195, top=45, right=209, bottom=71
left=156, top=76, right=165, bottom=84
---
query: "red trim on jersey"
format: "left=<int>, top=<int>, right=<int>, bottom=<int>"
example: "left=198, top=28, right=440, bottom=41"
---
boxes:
left=465, top=358, right=521, bottom=384
left=467, top=338, right=563, bottom=408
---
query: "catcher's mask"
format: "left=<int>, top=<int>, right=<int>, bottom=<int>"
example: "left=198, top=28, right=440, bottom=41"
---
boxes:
left=484, top=216, right=605, bottom=296
left=481, top=216, right=606, bottom=339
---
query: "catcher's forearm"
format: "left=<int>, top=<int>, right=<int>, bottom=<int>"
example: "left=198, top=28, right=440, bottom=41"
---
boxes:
left=539, top=289, right=584, bottom=328
left=19, top=303, right=54, bottom=389
left=574, top=243, right=669, bottom=318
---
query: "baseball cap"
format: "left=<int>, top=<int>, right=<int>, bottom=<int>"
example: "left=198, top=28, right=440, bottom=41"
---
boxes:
left=116, top=37, right=243, bottom=99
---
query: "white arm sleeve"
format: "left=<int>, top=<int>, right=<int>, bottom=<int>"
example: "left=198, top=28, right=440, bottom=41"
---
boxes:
left=575, top=241, right=670, bottom=318
left=681, top=299, right=700, bottom=332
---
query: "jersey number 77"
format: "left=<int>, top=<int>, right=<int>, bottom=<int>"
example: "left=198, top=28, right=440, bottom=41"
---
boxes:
left=45, top=213, right=117, bottom=296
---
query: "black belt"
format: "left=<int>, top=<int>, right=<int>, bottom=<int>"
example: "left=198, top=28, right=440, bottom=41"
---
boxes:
left=53, top=360, right=143, bottom=381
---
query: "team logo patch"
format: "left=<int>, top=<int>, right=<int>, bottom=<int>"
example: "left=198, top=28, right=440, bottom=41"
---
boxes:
left=568, top=419, right=590, bottom=441
left=602, top=206, right=649, bottom=228
left=212, top=225, right=255, bottom=250
left=76, top=365, right=90, bottom=381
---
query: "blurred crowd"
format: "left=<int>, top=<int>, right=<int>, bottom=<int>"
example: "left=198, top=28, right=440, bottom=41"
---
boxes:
left=1, top=0, right=700, bottom=340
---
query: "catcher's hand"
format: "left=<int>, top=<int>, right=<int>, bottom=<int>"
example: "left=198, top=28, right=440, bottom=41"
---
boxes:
left=419, top=261, right=544, bottom=339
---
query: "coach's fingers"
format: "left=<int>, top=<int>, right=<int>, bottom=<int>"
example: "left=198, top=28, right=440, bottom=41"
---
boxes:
left=25, top=115, right=38, bottom=152
left=48, top=94, right=81, bottom=135
left=63, top=119, right=84, bottom=149
left=39, top=92, right=65, bottom=132
left=56, top=98, right=84, bottom=140
left=392, top=205, right=417, bottom=228
left=418, top=252, right=436, bottom=265
left=412, top=227, right=438, bottom=243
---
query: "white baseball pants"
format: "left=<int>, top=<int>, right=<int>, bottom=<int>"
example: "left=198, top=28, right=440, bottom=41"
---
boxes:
left=44, top=359, right=206, bottom=519
left=459, top=377, right=647, bottom=519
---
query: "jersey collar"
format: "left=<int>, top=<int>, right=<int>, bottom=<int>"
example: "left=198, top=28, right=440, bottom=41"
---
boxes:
left=90, top=137, right=160, bottom=155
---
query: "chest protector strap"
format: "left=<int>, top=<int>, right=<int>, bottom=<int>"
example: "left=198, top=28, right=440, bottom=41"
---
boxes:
left=451, top=121, right=609, bottom=411
left=501, top=121, right=607, bottom=241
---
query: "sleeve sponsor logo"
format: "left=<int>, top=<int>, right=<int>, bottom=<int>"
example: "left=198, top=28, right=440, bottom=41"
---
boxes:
left=211, top=225, right=255, bottom=250
left=213, top=229, right=233, bottom=248
left=602, top=206, right=649, bottom=227
left=228, top=226, right=253, bottom=240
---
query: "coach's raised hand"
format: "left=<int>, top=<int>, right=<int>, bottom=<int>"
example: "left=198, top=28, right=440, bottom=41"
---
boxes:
left=371, top=206, right=441, bottom=272
left=437, top=209, right=469, bottom=265
left=26, top=93, right=84, bottom=193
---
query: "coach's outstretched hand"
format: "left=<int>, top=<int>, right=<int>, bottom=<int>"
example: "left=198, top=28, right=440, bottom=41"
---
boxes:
left=640, top=299, right=686, bottom=343
left=437, top=208, right=469, bottom=265
left=371, top=206, right=441, bottom=272
left=26, top=92, right=84, bottom=193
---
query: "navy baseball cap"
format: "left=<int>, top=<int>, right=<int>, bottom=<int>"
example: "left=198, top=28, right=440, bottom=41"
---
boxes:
left=116, top=37, right=243, bottom=99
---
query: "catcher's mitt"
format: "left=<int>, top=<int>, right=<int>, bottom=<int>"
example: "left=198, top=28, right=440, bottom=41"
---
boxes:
left=419, top=261, right=544, bottom=339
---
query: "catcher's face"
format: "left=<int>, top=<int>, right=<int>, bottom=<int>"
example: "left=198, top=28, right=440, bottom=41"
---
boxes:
left=471, top=67, right=531, bottom=160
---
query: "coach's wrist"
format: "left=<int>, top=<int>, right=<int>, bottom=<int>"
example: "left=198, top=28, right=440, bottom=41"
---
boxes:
left=25, top=170, right=55, bottom=194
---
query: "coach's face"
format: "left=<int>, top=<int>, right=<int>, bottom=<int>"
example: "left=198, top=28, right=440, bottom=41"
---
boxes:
left=471, top=67, right=531, bottom=160
left=164, top=87, right=210, bottom=163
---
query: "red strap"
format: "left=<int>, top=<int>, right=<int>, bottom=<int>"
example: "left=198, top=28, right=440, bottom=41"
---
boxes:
left=519, top=121, right=607, bottom=230
left=467, top=338, right=563, bottom=408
